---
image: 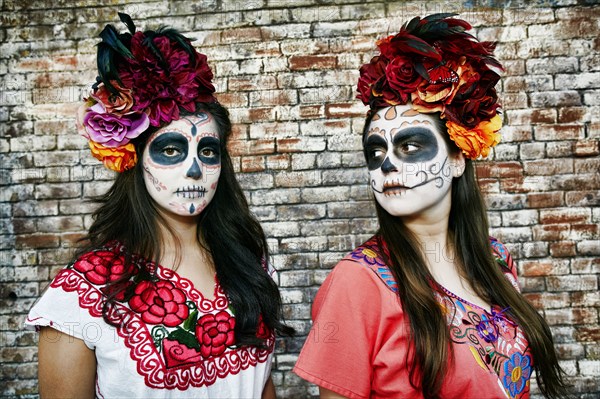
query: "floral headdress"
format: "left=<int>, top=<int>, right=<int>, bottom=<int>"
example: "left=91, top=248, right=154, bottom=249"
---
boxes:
left=357, top=13, right=503, bottom=159
left=77, top=13, right=216, bottom=172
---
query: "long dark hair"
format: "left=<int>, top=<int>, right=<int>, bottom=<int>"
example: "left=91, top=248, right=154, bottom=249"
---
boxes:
left=362, top=111, right=568, bottom=398
left=80, top=101, right=293, bottom=345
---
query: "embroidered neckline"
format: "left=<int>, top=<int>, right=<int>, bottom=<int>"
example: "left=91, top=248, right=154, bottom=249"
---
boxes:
left=54, top=243, right=273, bottom=390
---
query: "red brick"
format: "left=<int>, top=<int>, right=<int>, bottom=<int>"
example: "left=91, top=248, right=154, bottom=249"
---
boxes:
left=540, top=208, right=590, bottom=224
left=230, top=124, right=248, bottom=141
left=576, top=327, right=600, bottom=343
left=558, top=107, right=589, bottom=123
left=477, top=178, right=499, bottom=193
left=506, top=108, right=556, bottom=126
left=217, top=92, right=248, bottom=108
left=527, top=192, right=564, bottom=208
left=221, top=27, right=262, bottom=43
left=15, top=234, right=59, bottom=249
left=550, top=241, right=577, bottom=257
left=227, top=139, right=275, bottom=156
left=500, top=177, right=529, bottom=193
left=574, top=140, right=600, bottom=157
left=241, top=156, right=265, bottom=173
left=265, top=154, right=290, bottom=170
left=532, top=224, right=570, bottom=241
left=521, top=261, right=552, bottom=277
left=523, top=292, right=570, bottom=309
left=248, top=107, right=275, bottom=122
left=289, top=55, right=337, bottom=71
left=489, top=162, right=523, bottom=178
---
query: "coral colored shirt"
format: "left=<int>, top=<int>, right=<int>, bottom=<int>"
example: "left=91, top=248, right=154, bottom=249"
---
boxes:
left=26, top=241, right=274, bottom=398
left=294, top=236, right=532, bottom=399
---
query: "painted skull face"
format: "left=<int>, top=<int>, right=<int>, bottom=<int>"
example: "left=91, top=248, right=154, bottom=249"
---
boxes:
left=364, top=104, right=462, bottom=217
left=142, top=113, right=221, bottom=217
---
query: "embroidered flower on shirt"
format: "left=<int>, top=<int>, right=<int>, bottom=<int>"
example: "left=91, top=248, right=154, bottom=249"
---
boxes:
left=476, top=313, right=499, bottom=343
left=195, top=310, right=236, bottom=357
left=503, top=352, right=532, bottom=397
left=350, top=247, right=384, bottom=266
left=73, top=250, right=137, bottom=285
left=129, top=280, right=190, bottom=327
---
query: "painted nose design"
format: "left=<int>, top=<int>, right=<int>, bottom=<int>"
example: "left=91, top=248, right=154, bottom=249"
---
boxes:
left=186, top=158, right=202, bottom=179
left=381, top=157, right=397, bottom=174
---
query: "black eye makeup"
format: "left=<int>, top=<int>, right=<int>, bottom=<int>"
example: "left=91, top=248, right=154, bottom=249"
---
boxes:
left=392, top=127, right=438, bottom=163
left=364, top=135, right=388, bottom=171
left=197, top=136, right=221, bottom=165
left=149, top=132, right=189, bottom=165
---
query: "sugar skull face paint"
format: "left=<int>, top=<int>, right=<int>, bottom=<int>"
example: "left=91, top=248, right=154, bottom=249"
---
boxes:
left=364, top=104, right=463, bottom=217
left=142, top=113, right=221, bottom=217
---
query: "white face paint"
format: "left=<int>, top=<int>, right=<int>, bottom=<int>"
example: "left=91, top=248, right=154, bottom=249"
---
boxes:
left=142, top=113, right=221, bottom=217
left=364, top=104, right=463, bottom=218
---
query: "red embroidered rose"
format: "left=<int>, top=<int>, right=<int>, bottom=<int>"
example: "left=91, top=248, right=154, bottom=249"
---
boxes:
left=162, top=338, right=203, bottom=368
left=195, top=311, right=236, bottom=357
left=73, top=250, right=136, bottom=285
left=128, top=280, right=189, bottom=327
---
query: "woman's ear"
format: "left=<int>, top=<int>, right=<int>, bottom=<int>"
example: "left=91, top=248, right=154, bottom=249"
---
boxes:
left=451, top=151, right=466, bottom=178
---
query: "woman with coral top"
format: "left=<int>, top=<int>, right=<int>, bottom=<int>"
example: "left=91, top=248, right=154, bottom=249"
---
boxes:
left=294, top=14, right=567, bottom=399
left=26, top=14, right=292, bottom=398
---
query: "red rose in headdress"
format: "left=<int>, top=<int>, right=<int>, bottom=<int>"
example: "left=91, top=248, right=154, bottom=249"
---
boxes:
left=385, top=56, right=424, bottom=103
left=444, top=70, right=501, bottom=129
left=118, top=31, right=215, bottom=127
left=357, top=56, right=387, bottom=106
left=355, top=14, right=504, bottom=159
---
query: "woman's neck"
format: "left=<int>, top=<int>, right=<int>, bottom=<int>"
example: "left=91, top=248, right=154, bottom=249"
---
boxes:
left=156, top=209, right=201, bottom=250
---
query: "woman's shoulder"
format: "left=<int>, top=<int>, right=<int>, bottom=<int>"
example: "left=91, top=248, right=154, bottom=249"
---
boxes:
left=335, top=235, right=398, bottom=294
left=68, top=240, right=142, bottom=288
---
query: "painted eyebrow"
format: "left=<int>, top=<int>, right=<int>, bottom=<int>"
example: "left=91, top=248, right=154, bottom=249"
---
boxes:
left=151, top=132, right=189, bottom=145
left=364, top=134, right=387, bottom=147
left=391, top=127, right=436, bottom=143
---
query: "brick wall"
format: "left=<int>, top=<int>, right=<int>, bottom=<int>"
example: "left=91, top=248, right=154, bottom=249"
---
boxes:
left=1, top=0, right=598, bottom=397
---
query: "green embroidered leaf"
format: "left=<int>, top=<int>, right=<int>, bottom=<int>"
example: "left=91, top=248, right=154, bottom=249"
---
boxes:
left=168, top=327, right=201, bottom=351
left=183, top=309, right=198, bottom=332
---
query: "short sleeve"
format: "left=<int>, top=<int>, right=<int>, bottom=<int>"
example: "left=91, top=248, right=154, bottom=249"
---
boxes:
left=25, top=269, right=97, bottom=350
left=293, top=260, right=386, bottom=399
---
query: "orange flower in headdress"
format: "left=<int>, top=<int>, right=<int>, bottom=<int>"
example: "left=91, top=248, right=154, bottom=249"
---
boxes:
left=446, top=114, right=502, bottom=159
left=88, top=141, right=137, bottom=173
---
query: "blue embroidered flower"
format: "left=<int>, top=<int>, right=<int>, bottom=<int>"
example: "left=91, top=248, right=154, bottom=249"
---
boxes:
left=503, top=352, right=532, bottom=397
left=476, top=313, right=498, bottom=343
